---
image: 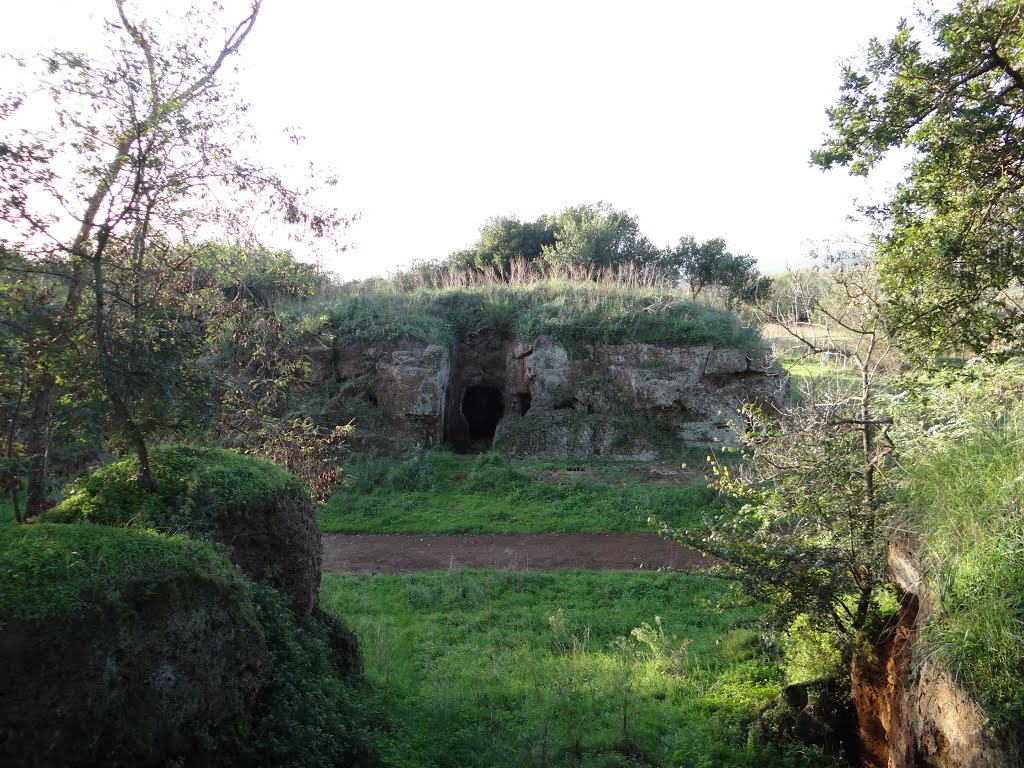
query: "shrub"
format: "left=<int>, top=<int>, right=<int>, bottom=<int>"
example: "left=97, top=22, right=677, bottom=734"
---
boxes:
left=240, top=580, right=380, bottom=768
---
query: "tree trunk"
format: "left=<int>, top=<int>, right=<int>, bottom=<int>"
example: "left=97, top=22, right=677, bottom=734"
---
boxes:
left=24, top=381, right=54, bottom=517
left=132, top=424, right=155, bottom=493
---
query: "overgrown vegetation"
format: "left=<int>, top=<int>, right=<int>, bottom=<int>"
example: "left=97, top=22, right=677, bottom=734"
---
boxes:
left=240, top=579, right=381, bottom=768
left=321, top=569, right=838, bottom=768
left=899, top=409, right=1024, bottom=726
left=313, top=270, right=764, bottom=352
left=892, top=360, right=1024, bottom=728
left=46, top=445, right=302, bottom=533
left=440, top=203, right=766, bottom=311
left=320, top=449, right=733, bottom=534
left=659, top=259, right=897, bottom=667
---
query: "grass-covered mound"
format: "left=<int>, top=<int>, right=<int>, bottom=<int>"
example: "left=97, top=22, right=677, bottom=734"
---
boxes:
left=48, top=445, right=298, bottom=533
left=301, top=278, right=763, bottom=353
left=0, top=523, right=266, bottom=767
left=0, top=523, right=379, bottom=768
left=1, top=522, right=249, bottom=627
left=48, top=446, right=322, bottom=613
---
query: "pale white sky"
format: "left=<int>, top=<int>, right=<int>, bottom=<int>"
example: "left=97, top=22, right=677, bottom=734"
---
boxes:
left=2, top=0, right=948, bottom=279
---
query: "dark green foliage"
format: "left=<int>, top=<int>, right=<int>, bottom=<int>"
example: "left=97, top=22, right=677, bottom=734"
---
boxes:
left=446, top=204, right=662, bottom=275
left=456, top=215, right=556, bottom=272
left=814, top=0, right=1024, bottom=355
left=668, top=236, right=770, bottom=308
left=539, top=203, right=664, bottom=271
left=47, top=445, right=297, bottom=533
left=240, top=580, right=380, bottom=768
left=320, top=449, right=733, bottom=535
left=0, top=522, right=245, bottom=624
left=204, top=246, right=328, bottom=308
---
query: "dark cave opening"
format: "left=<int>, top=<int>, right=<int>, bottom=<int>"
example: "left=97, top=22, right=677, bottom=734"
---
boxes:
left=461, top=385, right=504, bottom=443
left=517, top=392, right=532, bottom=416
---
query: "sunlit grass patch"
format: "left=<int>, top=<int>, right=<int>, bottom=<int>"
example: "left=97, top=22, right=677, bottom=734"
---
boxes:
left=322, top=569, right=830, bottom=768
left=320, top=450, right=732, bottom=535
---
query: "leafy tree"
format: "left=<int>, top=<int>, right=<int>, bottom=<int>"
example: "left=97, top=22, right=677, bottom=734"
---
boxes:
left=541, top=203, right=663, bottom=271
left=669, top=236, right=769, bottom=308
left=659, top=257, right=896, bottom=654
left=445, top=204, right=666, bottom=278
left=473, top=215, right=555, bottom=273
left=814, top=0, right=1024, bottom=356
left=0, top=0, right=342, bottom=512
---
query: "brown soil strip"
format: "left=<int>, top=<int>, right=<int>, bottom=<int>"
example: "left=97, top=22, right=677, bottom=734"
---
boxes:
left=321, top=533, right=712, bottom=575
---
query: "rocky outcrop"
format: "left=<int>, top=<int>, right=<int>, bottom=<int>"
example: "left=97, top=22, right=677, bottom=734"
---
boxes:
left=495, top=337, right=785, bottom=457
left=318, top=341, right=451, bottom=454
left=851, top=535, right=1015, bottom=768
left=317, top=334, right=787, bottom=458
left=0, top=525, right=269, bottom=768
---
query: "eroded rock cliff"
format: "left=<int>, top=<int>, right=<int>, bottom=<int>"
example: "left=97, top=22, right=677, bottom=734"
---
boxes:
left=315, top=333, right=787, bottom=458
left=851, top=535, right=1015, bottom=768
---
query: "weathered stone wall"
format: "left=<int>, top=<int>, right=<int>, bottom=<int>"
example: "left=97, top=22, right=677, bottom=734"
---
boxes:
left=316, top=333, right=787, bottom=458
left=494, top=336, right=786, bottom=458
left=851, top=534, right=1015, bottom=768
left=316, top=341, right=451, bottom=454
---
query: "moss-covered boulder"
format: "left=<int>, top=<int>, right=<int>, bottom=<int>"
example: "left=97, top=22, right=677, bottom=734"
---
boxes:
left=0, top=524, right=268, bottom=768
left=48, top=447, right=322, bottom=614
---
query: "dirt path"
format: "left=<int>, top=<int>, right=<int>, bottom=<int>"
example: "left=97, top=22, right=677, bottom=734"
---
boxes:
left=322, top=533, right=712, bottom=574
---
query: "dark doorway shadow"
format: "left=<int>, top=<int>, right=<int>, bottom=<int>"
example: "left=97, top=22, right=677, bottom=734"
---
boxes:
left=461, top=386, right=504, bottom=445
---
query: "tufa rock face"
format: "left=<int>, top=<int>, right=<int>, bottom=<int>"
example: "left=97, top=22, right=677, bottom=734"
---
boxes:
left=218, top=480, right=322, bottom=615
left=318, top=334, right=787, bottom=457
left=322, top=342, right=452, bottom=455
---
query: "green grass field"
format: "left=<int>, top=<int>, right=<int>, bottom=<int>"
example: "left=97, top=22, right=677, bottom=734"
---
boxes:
left=318, top=450, right=839, bottom=767
left=321, top=569, right=834, bottom=768
left=320, top=450, right=733, bottom=534
left=12, top=443, right=833, bottom=765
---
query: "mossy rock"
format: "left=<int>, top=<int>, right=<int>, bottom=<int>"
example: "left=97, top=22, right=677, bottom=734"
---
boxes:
left=48, top=447, right=322, bottom=614
left=0, top=524, right=268, bottom=768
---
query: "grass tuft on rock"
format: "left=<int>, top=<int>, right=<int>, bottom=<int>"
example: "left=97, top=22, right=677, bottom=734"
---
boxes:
left=46, top=445, right=299, bottom=534
left=0, top=522, right=245, bottom=624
